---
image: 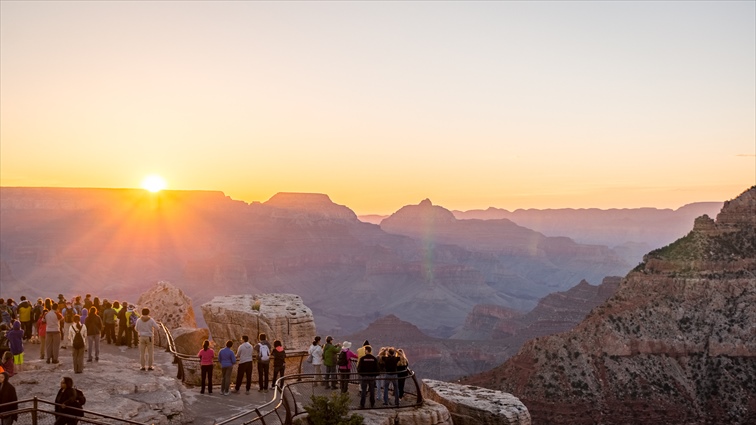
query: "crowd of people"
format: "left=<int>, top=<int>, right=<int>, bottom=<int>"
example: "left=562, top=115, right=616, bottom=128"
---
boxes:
left=0, top=293, right=162, bottom=424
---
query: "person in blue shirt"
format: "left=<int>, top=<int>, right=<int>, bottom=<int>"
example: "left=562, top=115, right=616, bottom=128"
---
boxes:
left=218, top=340, right=237, bottom=396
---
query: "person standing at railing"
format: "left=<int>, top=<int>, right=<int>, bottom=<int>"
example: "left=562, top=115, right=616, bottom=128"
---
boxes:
left=271, top=339, right=286, bottom=390
left=337, top=341, right=357, bottom=394
left=198, top=340, right=215, bottom=394
left=381, top=348, right=400, bottom=406
left=307, top=336, right=323, bottom=387
left=218, top=340, right=237, bottom=396
left=396, top=348, right=409, bottom=401
left=254, top=333, right=272, bottom=393
left=232, top=335, right=254, bottom=395
left=135, top=308, right=161, bottom=371
left=357, top=345, right=379, bottom=409
left=0, top=371, right=19, bottom=425
left=323, top=336, right=340, bottom=390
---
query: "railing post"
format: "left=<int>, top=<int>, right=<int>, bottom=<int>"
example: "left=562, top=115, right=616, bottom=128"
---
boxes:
left=32, top=396, right=38, bottom=425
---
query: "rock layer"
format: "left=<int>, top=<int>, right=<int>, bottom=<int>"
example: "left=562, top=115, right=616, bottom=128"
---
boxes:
left=422, top=379, right=531, bottom=425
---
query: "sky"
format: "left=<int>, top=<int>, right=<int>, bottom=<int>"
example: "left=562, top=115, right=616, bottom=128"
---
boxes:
left=1, top=1, right=754, bottom=215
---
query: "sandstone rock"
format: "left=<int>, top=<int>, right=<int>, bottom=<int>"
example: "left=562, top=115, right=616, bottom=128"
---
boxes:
left=200, top=293, right=315, bottom=351
left=137, top=280, right=197, bottom=329
left=172, top=326, right=210, bottom=355
left=422, top=379, right=530, bottom=425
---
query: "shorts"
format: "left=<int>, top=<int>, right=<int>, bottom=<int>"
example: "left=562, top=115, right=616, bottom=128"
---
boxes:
left=13, top=353, right=24, bottom=365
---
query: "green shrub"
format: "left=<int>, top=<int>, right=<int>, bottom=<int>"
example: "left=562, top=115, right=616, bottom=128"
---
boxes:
left=303, top=392, right=364, bottom=425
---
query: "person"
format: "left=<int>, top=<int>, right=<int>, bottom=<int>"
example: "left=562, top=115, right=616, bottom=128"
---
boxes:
left=357, top=340, right=370, bottom=359
left=255, top=333, right=272, bottom=393
left=381, top=347, right=400, bottom=406
left=116, top=302, right=128, bottom=346
left=376, top=347, right=387, bottom=395
left=84, top=307, right=102, bottom=362
left=197, top=340, right=214, bottom=394
left=0, top=352, right=13, bottom=377
left=233, top=335, right=254, bottom=394
left=357, top=345, right=379, bottom=409
left=135, top=308, right=160, bottom=371
left=31, top=298, right=44, bottom=344
left=68, top=315, right=87, bottom=374
left=54, top=376, right=83, bottom=425
left=37, top=308, right=48, bottom=360
left=0, top=300, right=13, bottom=327
left=6, top=321, right=23, bottom=373
left=323, top=336, right=340, bottom=390
left=61, top=302, right=76, bottom=349
left=308, top=336, right=323, bottom=386
left=0, top=371, right=18, bottom=425
left=396, top=348, right=409, bottom=401
left=44, top=304, right=61, bottom=364
left=82, top=294, right=92, bottom=311
left=17, top=297, right=32, bottom=342
left=218, top=340, right=236, bottom=396
left=102, top=301, right=116, bottom=344
left=126, top=305, right=138, bottom=348
left=271, top=339, right=286, bottom=390
left=337, top=341, right=357, bottom=393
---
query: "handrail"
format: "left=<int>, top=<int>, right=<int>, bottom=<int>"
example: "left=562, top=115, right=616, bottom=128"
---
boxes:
left=214, top=369, right=423, bottom=425
left=0, top=396, right=149, bottom=424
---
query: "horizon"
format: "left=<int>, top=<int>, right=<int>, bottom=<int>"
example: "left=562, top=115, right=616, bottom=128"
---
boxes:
left=1, top=2, right=754, bottom=215
left=0, top=184, right=731, bottom=216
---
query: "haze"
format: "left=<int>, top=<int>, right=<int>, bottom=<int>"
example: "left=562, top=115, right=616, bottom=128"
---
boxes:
left=1, top=1, right=754, bottom=215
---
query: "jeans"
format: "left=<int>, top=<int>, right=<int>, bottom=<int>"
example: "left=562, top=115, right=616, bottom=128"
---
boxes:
left=325, top=365, right=337, bottom=388
left=200, top=364, right=213, bottom=393
left=87, top=334, right=100, bottom=360
left=235, top=361, right=253, bottom=391
left=272, top=364, right=285, bottom=389
left=339, top=369, right=350, bottom=393
left=221, top=366, right=233, bottom=393
left=359, top=376, right=376, bottom=408
left=383, top=373, right=399, bottom=405
left=257, top=360, right=270, bottom=390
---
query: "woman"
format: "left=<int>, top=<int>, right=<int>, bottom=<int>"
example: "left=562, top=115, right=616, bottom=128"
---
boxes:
left=84, top=307, right=102, bottom=362
left=337, top=341, right=357, bottom=394
left=197, top=340, right=214, bottom=394
left=0, top=371, right=18, bottom=425
left=307, top=336, right=323, bottom=386
left=218, top=340, right=236, bottom=395
left=54, top=376, right=81, bottom=425
left=68, top=315, right=87, bottom=374
left=271, top=339, right=286, bottom=390
left=396, top=348, right=409, bottom=400
left=37, top=308, right=48, bottom=360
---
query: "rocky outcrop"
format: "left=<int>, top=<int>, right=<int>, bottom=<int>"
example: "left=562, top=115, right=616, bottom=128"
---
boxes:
left=466, top=186, right=756, bottom=424
left=137, top=281, right=197, bottom=330
left=171, top=327, right=210, bottom=355
left=200, top=293, right=315, bottom=351
left=264, top=192, right=358, bottom=221
left=422, top=379, right=530, bottom=425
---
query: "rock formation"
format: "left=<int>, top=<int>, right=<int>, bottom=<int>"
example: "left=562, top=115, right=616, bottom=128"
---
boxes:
left=200, top=293, right=315, bottom=351
left=171, top=327, right=210, bottom=355
left=422, top=379, right=531, bottom=425
left=464, top=186, right=756, bottom=424
left=137, top=281, right=197, bottom=330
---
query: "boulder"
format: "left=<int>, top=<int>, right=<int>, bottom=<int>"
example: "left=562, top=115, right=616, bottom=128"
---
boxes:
left=292, top=399, right=453, bottom=425
left=422, top=379, right=530, bottom=425
left=137, top=281, right=197, bottom=329
left=172, top=327, right=210, bottom=356
left=200, top=293, right=315, bottom=351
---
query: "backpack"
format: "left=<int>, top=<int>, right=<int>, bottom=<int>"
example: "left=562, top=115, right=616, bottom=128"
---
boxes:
left=337, top=350, right=348, bottom=367
left=65, top=308, right=74, bottom=323
left=258, top=343, right=270, bottom=361
left=128, top=311, right=138, bottom=327
left=0, top=309, right=10, bottom=325
left=73, top=326, right=85, bottom=349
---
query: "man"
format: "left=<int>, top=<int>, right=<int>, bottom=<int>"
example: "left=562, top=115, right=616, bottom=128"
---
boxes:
left=117, top=302, right=128, bottom=346
left=323, top=336, right=340, bottom=390
left=61, top=302, right=76, bottom=349
left=102, top=302, right=116, bottom=344
left=16, top=297, right=32, bottom=341
left=356, top=345, right=379, bottom=409
left=233, top=335, right=254, bottom=394
left=382, top=348, right=400, bottom=406
left=255, top=333, right=272, bottom=392
left=44, top=304, right=61, bottom=364
left=134, top=308, right=161, bottom=371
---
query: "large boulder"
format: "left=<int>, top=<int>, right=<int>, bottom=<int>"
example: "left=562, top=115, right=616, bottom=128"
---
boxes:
left=171, top=327, right=210, bottom=356
left=422, top=379, right=530, bottom=425
left=200, top=293, right=315, bottom=351
left=137, top=281, right=197, bottom=329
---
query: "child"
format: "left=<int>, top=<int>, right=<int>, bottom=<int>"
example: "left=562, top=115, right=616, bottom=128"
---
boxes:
left=6, top=321, right=24, bottom=373
left=271, top=340, right=286, bottom=390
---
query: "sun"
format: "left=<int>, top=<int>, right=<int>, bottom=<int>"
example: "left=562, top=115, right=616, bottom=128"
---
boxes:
left=141, top=175, right=167, bottom=193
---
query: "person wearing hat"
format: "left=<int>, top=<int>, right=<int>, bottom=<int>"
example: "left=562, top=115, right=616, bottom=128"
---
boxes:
left=337, top=341, right=357, bottom=393
left=357, top=340, right=370, bottom=360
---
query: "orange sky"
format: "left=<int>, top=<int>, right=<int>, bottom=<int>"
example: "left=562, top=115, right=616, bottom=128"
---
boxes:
left=1, top=2, right=754, bottom=215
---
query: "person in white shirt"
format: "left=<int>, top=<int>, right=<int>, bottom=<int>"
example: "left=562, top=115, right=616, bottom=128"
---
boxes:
left=134, top=308, right=161, bottom=371
left=233, top=335, right=254, bottom=394
left=308, top=336, right=324, bottom=386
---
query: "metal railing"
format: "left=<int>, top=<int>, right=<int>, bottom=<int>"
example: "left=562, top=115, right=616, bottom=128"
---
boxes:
left=0, top=397, right=148, bottom=425
left=214, top=368, right=423, bottom=425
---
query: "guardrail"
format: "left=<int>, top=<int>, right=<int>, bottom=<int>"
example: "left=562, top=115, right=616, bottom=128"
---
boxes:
left=0, top=397, right=148, bottom=425
left=215, top=369, right=423, bottom=425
